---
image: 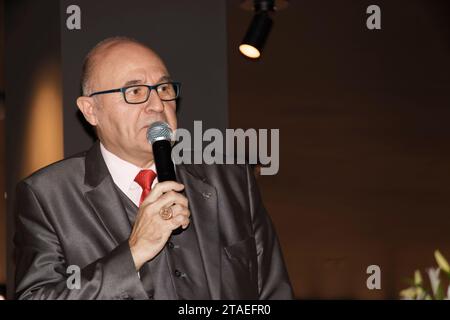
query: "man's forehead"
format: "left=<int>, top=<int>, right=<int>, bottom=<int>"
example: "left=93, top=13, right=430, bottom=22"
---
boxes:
left=93, top=42, right=169, bottom=86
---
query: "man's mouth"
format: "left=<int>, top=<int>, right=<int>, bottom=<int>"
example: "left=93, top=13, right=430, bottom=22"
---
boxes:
left=142, top=120, right=168, bottom=131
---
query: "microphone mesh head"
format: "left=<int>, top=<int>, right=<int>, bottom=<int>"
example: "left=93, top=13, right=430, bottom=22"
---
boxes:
left=147, top=121, right=173, bottom=144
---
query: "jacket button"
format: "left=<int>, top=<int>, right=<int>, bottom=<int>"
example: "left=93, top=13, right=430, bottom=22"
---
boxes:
left=202, top=192, right=212, bottom=199
left=168, top=241, right=175, bottom=249
left=174, top=269, right=182, bottom=277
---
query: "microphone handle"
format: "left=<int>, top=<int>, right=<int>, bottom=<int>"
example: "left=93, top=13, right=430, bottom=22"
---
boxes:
left=152, top=139, right=183, bottom=235
left=152, top=140, right=177, bottom=182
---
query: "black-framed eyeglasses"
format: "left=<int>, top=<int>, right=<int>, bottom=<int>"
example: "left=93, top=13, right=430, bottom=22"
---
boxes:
left=88, top=82, right=181, bottom=104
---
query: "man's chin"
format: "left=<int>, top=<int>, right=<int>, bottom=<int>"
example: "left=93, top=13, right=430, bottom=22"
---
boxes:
left=138, top=143, right=153, bottom=156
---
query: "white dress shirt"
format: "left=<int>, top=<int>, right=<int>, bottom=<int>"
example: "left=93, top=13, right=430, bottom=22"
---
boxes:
left=100, top=143, right=158, bottom=207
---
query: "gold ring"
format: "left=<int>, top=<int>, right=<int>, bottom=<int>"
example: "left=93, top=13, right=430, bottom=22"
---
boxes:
left=159, top=206, right=173, bottom=220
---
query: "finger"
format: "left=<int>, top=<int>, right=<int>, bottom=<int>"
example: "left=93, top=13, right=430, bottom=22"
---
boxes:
left=142, top=181, right=184, bottom=205
left=168, top=214, right=190, bottom=230
left=153, top=191, right=188, bottom=212
left=139, top=194, right=188, bottom=222
left=170, top=204, right=191, bottom=218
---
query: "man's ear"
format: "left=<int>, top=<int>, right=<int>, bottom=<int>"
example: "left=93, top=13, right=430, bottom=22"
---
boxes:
left=76, top=96, right=99, bottom=126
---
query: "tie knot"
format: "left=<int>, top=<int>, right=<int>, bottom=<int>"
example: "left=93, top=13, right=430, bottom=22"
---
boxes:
left=134, top=169, right=157, bottom=191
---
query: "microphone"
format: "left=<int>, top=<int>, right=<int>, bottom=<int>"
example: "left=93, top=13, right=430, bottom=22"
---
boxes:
left=147, top=121, right=184, bottom=235
left=146, top=121, right=177, bottom=182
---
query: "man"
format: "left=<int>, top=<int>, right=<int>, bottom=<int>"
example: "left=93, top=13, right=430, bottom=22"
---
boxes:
left=14, top=37, right=294, bottom=300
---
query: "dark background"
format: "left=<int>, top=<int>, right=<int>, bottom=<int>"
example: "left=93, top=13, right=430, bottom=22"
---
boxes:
left=228, top=0, right=450, bottom=298
left=1, top=0, right=450, bottom=299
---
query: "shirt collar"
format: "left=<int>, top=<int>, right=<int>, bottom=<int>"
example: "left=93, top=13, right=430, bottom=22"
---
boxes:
left=100, top=142, right=156, bottom=192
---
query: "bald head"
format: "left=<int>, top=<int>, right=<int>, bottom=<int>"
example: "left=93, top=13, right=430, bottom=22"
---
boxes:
left=81, top=37, right=163, bottom=96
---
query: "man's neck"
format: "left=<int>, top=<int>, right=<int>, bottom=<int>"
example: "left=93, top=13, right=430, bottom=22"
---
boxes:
left=100, top=142, right=154, bottom=169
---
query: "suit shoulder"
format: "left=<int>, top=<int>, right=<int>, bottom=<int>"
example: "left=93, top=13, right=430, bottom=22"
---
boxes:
left=20, top=151, right=87, bottom=188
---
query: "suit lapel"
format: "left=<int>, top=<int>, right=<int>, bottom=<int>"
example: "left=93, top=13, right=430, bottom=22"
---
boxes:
left=84, top=141, right=131, bottom=246
left=176, top=164, right=221, bottom=299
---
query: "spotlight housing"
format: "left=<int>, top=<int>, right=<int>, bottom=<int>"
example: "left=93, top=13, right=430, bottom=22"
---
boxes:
left=239, top=0, right=288, bottom=59
left=239, top=11, right=273, bottom=59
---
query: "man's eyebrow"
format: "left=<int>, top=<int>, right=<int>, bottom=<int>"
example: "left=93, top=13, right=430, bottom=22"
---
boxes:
left=157, top=75, right=172, bottom=83
left=123, top=79, right=144, bottom=86
left=123, top=76, right=172, bottom=87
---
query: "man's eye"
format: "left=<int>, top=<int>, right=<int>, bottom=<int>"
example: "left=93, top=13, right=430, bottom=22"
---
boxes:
left=158, top=84, right=169, bottom=92
left=130, top=87, right=143, bottom=95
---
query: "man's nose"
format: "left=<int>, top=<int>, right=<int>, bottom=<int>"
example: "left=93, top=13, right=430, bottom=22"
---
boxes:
left=144, top=90, right=164, bottom=113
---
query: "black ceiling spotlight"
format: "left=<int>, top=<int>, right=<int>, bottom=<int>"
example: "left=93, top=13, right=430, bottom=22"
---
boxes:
left=239, top=0, right=288, bottom=59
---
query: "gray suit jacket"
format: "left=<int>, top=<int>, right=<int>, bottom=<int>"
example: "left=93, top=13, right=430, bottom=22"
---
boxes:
left=14, top=141, right=294, bottom=299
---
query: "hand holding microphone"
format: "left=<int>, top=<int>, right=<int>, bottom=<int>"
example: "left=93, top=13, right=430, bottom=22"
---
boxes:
left=128, top=122, right=190, bottom=271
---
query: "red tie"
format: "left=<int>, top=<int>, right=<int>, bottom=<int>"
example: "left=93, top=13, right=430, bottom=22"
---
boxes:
left=134, top=169, right=157, bottom=206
